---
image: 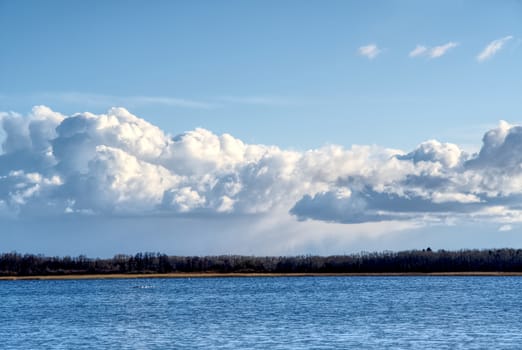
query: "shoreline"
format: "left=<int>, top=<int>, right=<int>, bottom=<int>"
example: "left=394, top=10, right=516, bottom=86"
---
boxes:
left=2, top=271, right=522, bottom=280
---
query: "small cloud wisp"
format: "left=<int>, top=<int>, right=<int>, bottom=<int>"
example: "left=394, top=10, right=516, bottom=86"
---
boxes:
left=476, top=35, right=513, bottom=62
left=358, top=44, right=382, bottom=59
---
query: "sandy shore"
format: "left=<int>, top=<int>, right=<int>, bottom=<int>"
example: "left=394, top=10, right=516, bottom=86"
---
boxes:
left=2, top=271, right=522, bottom=280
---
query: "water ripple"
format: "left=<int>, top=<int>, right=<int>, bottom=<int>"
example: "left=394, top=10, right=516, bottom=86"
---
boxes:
left=1, top=277, right=521, bottom=349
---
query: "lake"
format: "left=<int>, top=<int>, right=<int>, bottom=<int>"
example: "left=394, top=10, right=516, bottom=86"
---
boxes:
left=1, top=276, right=521, bottom=349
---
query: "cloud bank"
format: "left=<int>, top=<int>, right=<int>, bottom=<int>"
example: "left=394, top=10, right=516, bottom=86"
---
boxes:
left=1, top=107, right=522, bottom=230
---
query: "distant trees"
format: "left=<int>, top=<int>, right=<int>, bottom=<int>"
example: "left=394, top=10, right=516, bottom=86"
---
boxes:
left=1, top=249, right=522, bottom=276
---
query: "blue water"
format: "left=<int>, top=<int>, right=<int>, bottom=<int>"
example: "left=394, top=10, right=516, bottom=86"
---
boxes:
left=1, top=276, right=521, bottom=349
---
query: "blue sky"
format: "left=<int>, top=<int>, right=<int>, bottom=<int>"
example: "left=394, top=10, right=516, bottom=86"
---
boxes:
left=2, top=0, right=521, bottom=149
left=1, top=1, right=522, bottom=256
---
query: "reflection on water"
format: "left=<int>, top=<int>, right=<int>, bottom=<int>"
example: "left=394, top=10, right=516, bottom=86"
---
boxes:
left=1, top=276, right=521, bottom=349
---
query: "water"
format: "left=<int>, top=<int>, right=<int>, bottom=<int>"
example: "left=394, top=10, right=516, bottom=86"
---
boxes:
left=1, top=276, right=521, bottom=349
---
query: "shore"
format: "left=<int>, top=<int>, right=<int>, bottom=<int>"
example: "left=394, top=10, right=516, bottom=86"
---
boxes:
left=2, top=271, right=522, bottom=280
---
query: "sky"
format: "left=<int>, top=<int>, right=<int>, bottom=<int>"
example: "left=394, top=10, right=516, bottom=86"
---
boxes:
left=0, top=0, right=521, bottom=257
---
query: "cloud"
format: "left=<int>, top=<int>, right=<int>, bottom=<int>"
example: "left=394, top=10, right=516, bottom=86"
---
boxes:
left=409, top=42, right=459, bottom=58
left=409, top=45, right=428, bottom=57
left=476, top=35, right=513, bottom=62
left=214, top=96, right=298, bottom=106
left=292, top=120, right=522, bottom=225
left=23, top=92, right=215, bottom=109
left=358, top=44, right=382, bottom=59
left=498, top=224, right=513, bottom=232
left=396, top=140, right=462, bottom=167
left=430, top=42, right=459, bottom=58
left=2, top=107, right=522, bottom=231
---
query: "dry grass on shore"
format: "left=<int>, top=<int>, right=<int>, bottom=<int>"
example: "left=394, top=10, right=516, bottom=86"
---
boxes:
left=2, top=271, right=522, bottom=280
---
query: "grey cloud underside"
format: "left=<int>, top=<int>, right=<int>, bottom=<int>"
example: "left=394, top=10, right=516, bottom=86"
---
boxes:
left=1, top=107, right=521, bottom=225
left=291, top=187, right=489, bottom=224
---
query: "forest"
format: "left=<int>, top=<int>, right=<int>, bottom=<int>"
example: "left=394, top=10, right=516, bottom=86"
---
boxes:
left=2, top=248, right=522, bottom=276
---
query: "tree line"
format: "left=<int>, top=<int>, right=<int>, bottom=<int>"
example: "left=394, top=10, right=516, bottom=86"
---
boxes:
left=2, top=248, right=522, bottom=276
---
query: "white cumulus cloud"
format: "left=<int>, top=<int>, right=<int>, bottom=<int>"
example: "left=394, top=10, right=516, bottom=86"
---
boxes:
left=2, top=107, right=522, bottom=231
left=476, top=35, right=513, bottom=62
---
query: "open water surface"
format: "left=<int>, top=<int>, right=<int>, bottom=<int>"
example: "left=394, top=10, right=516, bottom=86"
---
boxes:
left=1, top=276, right=521, bottom=349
